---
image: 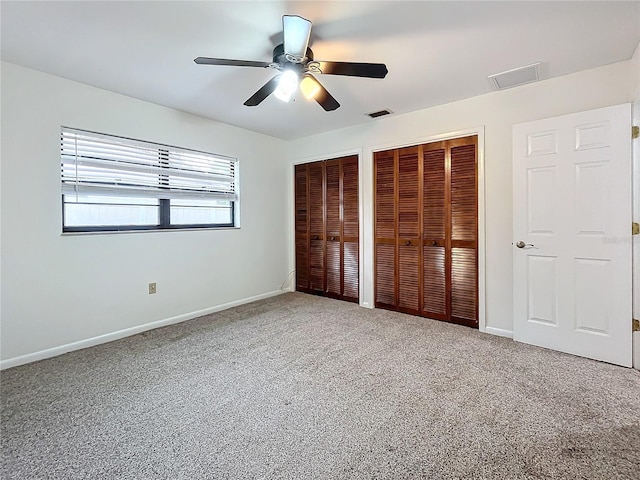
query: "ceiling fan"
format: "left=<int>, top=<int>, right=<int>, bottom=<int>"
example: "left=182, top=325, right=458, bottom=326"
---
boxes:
left=194, top=15, right=388, bottom=111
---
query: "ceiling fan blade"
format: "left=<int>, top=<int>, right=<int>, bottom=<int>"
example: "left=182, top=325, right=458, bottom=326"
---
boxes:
left=318, top=61, right=388, bottom=79
left=243, top=75, right=280, bottom=106
left=303, top=75, right=340, bottom=111
left=283, top=15, right=312, bottom=60
left=194, top=57, right=271, bottom=68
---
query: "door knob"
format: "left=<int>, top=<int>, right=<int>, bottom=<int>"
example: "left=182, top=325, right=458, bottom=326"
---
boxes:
left=405, top=240, right=411, bottom=246
left=515, top=240, right=535, bottom=248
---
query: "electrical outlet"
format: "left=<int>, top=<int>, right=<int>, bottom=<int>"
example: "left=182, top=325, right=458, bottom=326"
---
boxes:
left=149, top=282, right=157, bottom=294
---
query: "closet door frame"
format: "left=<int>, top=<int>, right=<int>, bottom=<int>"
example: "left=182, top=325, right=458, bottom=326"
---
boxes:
left=366, top=127, right=486, bottom=333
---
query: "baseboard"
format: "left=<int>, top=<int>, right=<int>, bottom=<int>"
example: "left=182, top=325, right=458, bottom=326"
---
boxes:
left=0, top=289, right=286, bottom=370
left=484, top=326, right=514, bottom=339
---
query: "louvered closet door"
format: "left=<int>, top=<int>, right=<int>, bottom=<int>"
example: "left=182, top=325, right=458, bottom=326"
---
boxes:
left=294, top=164, right=309, bottom=292
left=422, top=142, right=447, bottom=321
left=449, top=137, right=478, bottom=326
left=308, top=161, right=325, bottom=293
left=342, top=156, right=359, bottom=302
left=325, top=159, right=341, bottom=296
left=294, top=156, right=359, bottom=303
left=374, top=135, right=478, bottom=327
left=374, top=151, right=396, bottom=308
left=397, top=147, right=421, bottom=314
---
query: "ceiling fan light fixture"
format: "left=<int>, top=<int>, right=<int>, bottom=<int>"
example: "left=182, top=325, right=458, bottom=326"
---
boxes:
left=274, top=70, right=299, bottom=102
left=195, top=14, right=387, bottom=111
left=300, top=75, right=321, bottom=100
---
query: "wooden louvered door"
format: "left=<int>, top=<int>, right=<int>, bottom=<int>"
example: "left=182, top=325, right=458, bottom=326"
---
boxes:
left=341, top=156, right=359, bottom=302
left=449, top=137, right=478, bottom=327
left=294, top=164, right=310, bottom=292
left=374, top=150, right=397, bottom=309
left=422, top=142, right=448, bottom=321
left=374, top=135, right=478, bottom=327
left=325, top=159, right=342, bottom=297
left=308, top=161, right=325, bottom=293
left=397, top=147, right=421, bottom=314
left=294, top=156, right=359, bottom=303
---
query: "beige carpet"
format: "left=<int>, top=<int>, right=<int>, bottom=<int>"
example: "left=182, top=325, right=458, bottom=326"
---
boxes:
left=2, top=292, right=639, bottom=479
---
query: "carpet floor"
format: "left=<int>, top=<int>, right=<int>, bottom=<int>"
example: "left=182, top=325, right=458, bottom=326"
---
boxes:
left=2, top=292, right=640, bottom=479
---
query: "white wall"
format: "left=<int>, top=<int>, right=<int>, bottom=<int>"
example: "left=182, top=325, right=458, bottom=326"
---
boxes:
left=1, top=62, right=290, bottom=365
left=632, top=42, right=640, bottom=102
left=2, top=56, right=637, bottom=367
left=288, top=59, right=635, bottom=337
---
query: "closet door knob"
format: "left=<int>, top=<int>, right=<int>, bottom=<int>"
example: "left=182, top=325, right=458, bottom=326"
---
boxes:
left=405, top=240, right=411, bottom=246
left=313, top=235, right=319, bottom=240
left=432, top=240, right=438, bottom=246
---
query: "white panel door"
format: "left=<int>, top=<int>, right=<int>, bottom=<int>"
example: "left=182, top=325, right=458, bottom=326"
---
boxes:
left=513, top=104, right=632, bottom=367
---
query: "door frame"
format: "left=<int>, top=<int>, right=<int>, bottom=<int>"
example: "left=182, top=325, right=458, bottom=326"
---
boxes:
left=633, top=100, right=640, bottom=369
left=364, top=127, right=487, bottom=333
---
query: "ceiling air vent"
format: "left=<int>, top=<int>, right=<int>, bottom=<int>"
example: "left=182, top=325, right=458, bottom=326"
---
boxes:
left=488, top=62, right=541, bottom=90
left=367, top=109, right=393, bottom=118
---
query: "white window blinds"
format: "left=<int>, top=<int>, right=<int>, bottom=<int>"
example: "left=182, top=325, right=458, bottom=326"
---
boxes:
left=61, top=127, right=237, bottom=201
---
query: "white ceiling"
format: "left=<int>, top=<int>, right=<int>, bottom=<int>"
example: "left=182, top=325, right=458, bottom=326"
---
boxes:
left=2, top=1, right=639, bottom=140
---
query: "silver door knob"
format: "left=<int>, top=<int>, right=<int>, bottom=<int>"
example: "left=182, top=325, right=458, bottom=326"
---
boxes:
left=515, top=240, right=535, bottom=248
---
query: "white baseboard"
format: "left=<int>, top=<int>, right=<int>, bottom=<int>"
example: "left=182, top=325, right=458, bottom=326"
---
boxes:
left=484, top=326, right=514, bottom=339
left=1, top=289, right=286, bottom=370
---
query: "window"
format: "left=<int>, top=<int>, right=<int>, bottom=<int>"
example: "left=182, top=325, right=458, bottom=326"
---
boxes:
left=61, top=127, right=237, bottom=232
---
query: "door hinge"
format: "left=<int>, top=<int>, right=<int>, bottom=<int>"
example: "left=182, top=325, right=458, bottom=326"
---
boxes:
left=634, top=319, right=640, bottom=332
left=633, top=222, right=640, bottom=235
left=633, top=126, right=640, bottom=139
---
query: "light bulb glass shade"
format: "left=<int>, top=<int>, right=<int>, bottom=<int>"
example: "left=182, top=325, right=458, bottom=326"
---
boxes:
left=274, top=70, right=299, bottom=102
left=300, top=75, right=321, bottom=100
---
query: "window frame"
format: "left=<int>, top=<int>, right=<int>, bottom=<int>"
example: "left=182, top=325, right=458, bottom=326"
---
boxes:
left=61, top=197, right=236, bottom=233
left=60, top=127, right=238, bottom=233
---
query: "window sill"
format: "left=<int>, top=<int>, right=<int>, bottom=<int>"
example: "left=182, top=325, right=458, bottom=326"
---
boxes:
left=61, top=226, right=241, bottom=236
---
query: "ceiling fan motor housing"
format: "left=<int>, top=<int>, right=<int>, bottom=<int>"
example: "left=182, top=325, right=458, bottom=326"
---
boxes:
left=273, top=43, right=314, bottom=65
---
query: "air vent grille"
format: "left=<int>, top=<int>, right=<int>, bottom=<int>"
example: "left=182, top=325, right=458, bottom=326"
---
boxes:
left=367, top=109, right=393, bottom=118
left=489, top=62, right=541, bottom=90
